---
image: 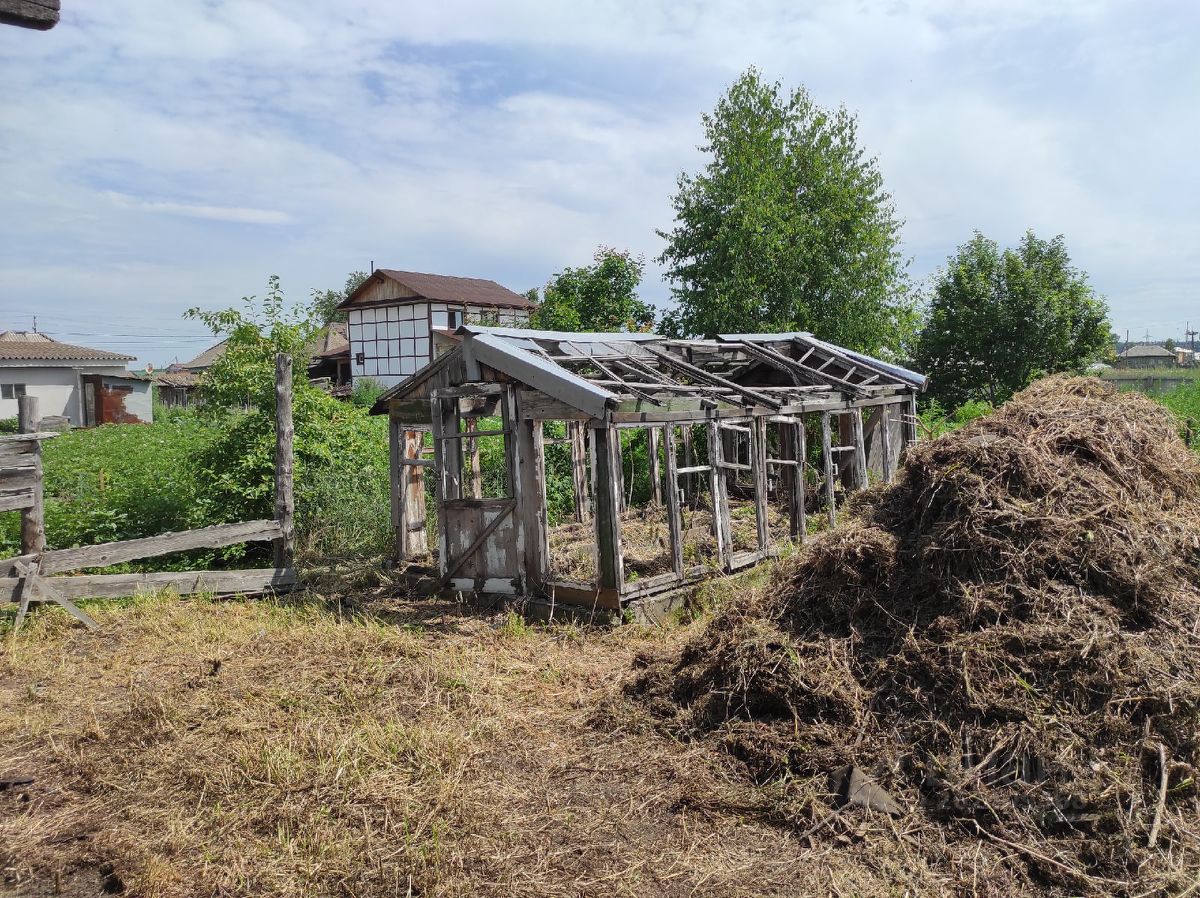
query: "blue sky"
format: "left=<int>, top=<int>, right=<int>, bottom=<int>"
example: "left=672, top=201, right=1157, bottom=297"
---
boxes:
left=1, top=0, right=1197, bottom=365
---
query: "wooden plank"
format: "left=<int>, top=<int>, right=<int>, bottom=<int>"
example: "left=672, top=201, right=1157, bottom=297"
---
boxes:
left=431, top=383, right=506, bottom=399
left=706, top=418, right=731, bottom=570
left=676, top=464, right=711, bottom=475
left=793, top=421, right=807, bottom=541
left=821, top=412, right=836, bottom=527
left=401, top=430, right=429, bottom=558
left=850, top=410, right=868, bottom=491
left=17, top=397, right=44, bottom=555
left=389, top=416, right=403, bottom=531
left=1, top=567, right=298, bottom=603
left=752, top=417, right=770, bottom=551
left=680, top=425, right=695, bottom=502
left=642, top=344, right=782, bottom=409
left=662, top=425, right=684, bottom=579
left=0, top=442, right=35, bottom=465
left=569, top=421, right=590, bottom=523
left=903, top=392, right=919, bottom=449
left=516, top=390, right=591, bottom=421
left=647, top=426, right=662, bottom=505
left=503, top=385, right=525, bottom=589
left=464, top=418, right=483, bottom=500
left=592, top=426, right=624, bottom=591
left=0, top=0, right=60, bottom=31
left=0, top=491, right=34, bottom=513
left=429, top=397, right=450, bottom=578
left=0, top=519, right=283, bottom=578
left=438, top=501, right=514, bottom=589
left=273, top=354, right=295, bottom=568
left=0, top=432, right=57, bottom=443
left=515, top=407, right=548, bottom=593
left=442, top=427, right=507, bottom=441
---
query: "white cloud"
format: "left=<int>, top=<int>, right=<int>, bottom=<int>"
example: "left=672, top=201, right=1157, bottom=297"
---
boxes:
left=0, top=0, right=1196, bottom=364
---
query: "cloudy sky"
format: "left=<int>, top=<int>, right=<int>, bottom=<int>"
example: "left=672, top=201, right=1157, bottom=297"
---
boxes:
left=1, top=1, right=1197, bottom=365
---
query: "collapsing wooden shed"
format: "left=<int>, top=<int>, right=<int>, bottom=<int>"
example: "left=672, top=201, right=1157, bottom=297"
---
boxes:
left=374, top=327, right=926, bottom=616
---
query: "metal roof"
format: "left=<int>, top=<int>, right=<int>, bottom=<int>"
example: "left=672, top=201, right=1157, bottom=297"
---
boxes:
left=377, top=326, right=924, bottom=419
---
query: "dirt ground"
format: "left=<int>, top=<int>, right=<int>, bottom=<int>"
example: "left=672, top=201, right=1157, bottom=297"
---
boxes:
left=1, top=583, right=969, bottom=898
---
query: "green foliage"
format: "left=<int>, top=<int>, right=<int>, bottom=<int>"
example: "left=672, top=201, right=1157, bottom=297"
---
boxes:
left=350, top=376, right=387, bottom=409
left=1159, top=381, right=1200, bottom=442
left=0, top=413, right=212, bottom=562
left=915, top=231, right=1110, bottom=408
left=311, top=270, right=369, bottom=324
left=186, top=275, right=317, bottom=410
left=917, top=398, right=994, bottom=439
left=0, top=417, right=17, bottom=434
left=657, top=68, right=913, bottom=354
left=529, top=247, right=654, bottom=333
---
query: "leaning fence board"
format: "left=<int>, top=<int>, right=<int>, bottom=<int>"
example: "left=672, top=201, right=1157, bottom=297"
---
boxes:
left=0, top=519, right=284, bottom=578
left=0, top=491, right=34, bottom=513
left=0, top=567, right=297, bottom=603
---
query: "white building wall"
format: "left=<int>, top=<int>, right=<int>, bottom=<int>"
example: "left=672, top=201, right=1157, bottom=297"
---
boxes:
left=0, top=363, right=130, bottom=425
left=348, top=301, right=530, bottom=389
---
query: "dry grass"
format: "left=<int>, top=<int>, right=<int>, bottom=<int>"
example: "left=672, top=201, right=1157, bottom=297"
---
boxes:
left=0, top=584, right=957, bottom=898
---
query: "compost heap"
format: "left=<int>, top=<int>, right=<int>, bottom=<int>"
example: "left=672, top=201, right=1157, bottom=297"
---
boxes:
left=630, top=377, right=1200, bottom=893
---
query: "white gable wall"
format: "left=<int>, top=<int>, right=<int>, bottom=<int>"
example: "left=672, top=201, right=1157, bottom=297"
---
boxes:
left=348, top=301, right=530, bottom=389
left=0, top=361, right=130, bottom=424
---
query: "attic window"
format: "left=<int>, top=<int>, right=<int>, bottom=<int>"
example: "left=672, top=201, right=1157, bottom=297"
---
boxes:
left=447, top=309, right=463, bottom=330
left=1, top=384, right=26, bottom=400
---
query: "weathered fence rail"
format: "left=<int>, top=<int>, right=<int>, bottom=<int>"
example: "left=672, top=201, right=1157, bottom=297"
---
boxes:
left=2, top=353, right=298, bottom=632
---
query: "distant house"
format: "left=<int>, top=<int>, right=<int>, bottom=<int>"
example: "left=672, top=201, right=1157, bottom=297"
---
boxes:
left=1117, top=344, right=1176, bottom=369
left=335, top=269, right=536, bottom=389
left=0, top=331, right=152, bottom=425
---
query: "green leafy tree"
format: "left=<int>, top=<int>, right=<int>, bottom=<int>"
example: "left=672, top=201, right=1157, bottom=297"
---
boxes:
left=915, top=231, right=1111, bottom=407
left=530, top=247, right=655, bottom=332
left=657, top=68, right=912, bottom=353
left=311, top=270, right=369, bottom=324
left=186, top=275, right=317, bottom=411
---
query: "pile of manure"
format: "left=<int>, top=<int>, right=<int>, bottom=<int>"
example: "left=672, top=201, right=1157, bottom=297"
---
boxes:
left=629, top=377, right=1200, bottom=895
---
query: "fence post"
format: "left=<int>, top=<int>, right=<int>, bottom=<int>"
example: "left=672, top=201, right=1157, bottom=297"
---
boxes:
left=18, top=395, right=45, bottom=555
left=274, top=353, right=295, bottom=568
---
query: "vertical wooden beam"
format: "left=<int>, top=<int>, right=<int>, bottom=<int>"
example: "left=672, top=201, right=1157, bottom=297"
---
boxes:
left=18, top=395, right=45, bottom=556
left=880, top=404, right=895, bottom=484
left=850, top=410, right=868, bottom=492
left=569, top=422, right=589, bottom=523
left=752, top=416, right=770, bottom=553
left=820, top=411, right=836, bottom=528
left=662, top=424, right=684, bottom=578
left=791, top=420, right=807, bottom=541
left=902, top=392, right=919, bottom=450
left=429, top=399, right=449, bottom=578
left=615, top=429, right=627, bottom=512
left=389, top=415, right=403, bottom=557
left=464, top=418, right=482, bottom=499
left=514, top=412, right=547, bottom=594
left=592, top=425, right=624, bottom=591
left=273, top=354, right=294, bottom=568
left=647, top=426, right=663, bottom=506
left=706, top=418, right=731, bottom=569
left=680, top=426, right=695, bottom=502
left=501, top=386, right=525, bottom=589
left=401, top=430, right=429, bottom=558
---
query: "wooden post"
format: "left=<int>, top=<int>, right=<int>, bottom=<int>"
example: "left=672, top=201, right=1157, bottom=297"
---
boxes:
left=820, top=412, right=836, bottom=527
left=880, top=404, right=895, bottom=484
left=394, top=420, right=430, bottom=561
left=615, top=430, right=627, bottom=512
left=791, top=420, right=807, bottom=541
left=850, top=410, right=868, bottom=491
left=18, top=395, right=45, bottom=556
left=662, top=425, right=684, bottom=577
left=501, top=386, right=527, bottom=592
left=464, top=418, right=482, bottom=500
left=592, top=426, right=624, bottom=591
left=647, top=426, right=663, bottom=506
left=752, top=416, right=770, bottom=553
left=514, top=408, right=548, bottom=594
left=429, top=400, right=449, bottom=578
left=273, top=354, right=294, bottom=568
left=680, top=426, right=695, bottom=502
left=902, top=392, right=919, bottom=449
left=569, top=422, right=590, bottom=523
left=707, top=419, right=731, bottom=569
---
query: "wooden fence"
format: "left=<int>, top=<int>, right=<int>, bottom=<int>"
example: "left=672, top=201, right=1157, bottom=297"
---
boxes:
left=2, top=353, right=298, bottom=631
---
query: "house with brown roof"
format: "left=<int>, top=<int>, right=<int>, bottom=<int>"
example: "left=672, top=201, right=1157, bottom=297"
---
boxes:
left=0, top=331, right=151, bottom=425
left=334, top=269, right=535, bottom=389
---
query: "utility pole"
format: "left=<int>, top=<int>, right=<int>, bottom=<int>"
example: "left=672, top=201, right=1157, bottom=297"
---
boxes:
left=1187, top=322, right=1197, bottom=353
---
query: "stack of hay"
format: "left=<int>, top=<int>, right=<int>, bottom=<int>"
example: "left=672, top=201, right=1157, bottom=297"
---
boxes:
left=632, top=378, right=1200, bottom=894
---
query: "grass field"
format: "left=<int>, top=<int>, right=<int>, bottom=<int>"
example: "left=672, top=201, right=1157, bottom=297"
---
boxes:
left=0, top=574, right=966, bottom=898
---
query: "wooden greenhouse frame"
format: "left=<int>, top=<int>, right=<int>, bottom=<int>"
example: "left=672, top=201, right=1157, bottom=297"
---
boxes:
left=374, top=328, right=926, bottom=618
